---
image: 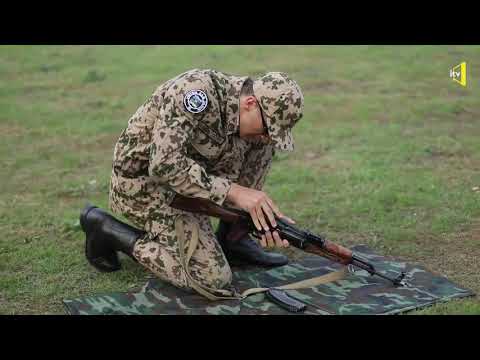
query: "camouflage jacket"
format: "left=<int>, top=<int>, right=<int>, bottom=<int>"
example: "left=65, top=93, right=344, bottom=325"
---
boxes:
left=112, top=69, right=250, bottom=207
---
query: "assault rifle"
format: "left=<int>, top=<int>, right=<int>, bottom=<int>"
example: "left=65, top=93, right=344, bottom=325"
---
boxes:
left=170, top=194, right=406, bottom=286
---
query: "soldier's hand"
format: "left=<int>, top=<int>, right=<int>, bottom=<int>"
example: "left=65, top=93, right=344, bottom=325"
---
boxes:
left=226, top=183, right=295, bottom=238
left=259, top=230, right=289, bottom=248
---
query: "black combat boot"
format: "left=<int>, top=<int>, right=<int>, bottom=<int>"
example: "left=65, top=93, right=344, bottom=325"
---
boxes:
left=80, top=204, right=146, bottom=272
left=216, top=220, right=288, bottom=267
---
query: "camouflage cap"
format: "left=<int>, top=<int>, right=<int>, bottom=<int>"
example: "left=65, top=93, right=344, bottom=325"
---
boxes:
left=253, top=72, right=304, bottom=151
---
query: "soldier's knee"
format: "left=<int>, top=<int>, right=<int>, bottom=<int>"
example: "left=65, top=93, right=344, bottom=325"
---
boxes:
left=201, top=263, right=232, bottom=290
left=216, top=264, right=233, bottom=288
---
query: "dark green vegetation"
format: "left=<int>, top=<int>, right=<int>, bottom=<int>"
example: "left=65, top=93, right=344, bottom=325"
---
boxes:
left=1, top=45, right=479, bottom=314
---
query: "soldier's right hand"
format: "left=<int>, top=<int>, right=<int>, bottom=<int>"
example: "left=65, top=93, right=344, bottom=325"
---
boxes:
left=226, top=183, right=295, bottom=240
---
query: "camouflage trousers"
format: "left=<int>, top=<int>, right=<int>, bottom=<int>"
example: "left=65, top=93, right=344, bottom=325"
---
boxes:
left=109, top=138, right=274, bottom=292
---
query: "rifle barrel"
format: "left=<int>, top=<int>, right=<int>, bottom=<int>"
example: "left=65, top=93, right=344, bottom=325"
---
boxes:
left=352, top=255, right=405, bottom=286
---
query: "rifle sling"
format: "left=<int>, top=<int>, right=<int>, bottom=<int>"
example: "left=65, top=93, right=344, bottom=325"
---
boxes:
left=175, top=214, right=348, bottom=302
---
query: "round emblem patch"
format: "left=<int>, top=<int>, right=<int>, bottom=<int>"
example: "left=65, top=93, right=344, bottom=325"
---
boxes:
left=183, top=89, right=208, bottom=114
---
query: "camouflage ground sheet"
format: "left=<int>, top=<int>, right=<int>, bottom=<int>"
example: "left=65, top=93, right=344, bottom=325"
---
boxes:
left=63, top=245, right=475, bottom=315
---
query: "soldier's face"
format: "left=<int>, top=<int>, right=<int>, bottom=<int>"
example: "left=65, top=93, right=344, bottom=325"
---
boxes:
left=239, top=96, right=271, bottom=144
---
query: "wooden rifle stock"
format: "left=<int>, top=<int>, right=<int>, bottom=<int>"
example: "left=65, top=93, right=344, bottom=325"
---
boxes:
left=170, top=194, right=248, bottom=224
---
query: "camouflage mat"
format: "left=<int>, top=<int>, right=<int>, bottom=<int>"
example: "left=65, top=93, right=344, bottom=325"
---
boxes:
left=63, top=245, right=474, bottom=315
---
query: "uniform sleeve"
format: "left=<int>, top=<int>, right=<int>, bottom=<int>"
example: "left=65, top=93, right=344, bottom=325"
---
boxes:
left=148, top=78, right=232, bottom=206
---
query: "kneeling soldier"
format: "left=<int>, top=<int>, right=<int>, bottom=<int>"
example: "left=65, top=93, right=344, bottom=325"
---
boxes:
left=80, top=69, right=304, bottom=293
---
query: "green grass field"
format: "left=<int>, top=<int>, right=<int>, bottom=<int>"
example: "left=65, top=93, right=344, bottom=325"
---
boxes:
left=1, top=45, right=479, bottom=314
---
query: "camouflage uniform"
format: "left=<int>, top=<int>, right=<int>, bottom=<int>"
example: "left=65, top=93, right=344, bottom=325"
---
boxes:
left=109, top=69, right=303, bottom=293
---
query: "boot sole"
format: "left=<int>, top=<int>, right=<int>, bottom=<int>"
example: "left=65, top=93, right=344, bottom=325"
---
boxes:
left=81, top=204, right=121, bottom=273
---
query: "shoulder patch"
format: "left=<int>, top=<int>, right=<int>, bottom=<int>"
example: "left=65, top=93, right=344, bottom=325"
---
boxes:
left=183, top=89, right=208, bottom=114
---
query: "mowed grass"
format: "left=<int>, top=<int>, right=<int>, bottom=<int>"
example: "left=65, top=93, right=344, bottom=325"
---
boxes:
left=0, top=45, right=479, bottom=314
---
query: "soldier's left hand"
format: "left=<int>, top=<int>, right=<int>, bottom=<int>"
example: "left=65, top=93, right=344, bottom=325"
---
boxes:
left=260, top=230, right=289, bottom=248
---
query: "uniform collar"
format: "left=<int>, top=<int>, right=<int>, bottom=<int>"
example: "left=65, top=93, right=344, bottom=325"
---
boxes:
left=225, top=75, right=248, bottom=135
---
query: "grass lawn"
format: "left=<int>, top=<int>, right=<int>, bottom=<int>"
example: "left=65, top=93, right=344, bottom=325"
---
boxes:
left=0, top=45, right=479, bottom=314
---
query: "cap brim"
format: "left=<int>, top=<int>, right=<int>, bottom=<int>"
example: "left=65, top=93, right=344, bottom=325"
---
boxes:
left=254, top=80, right=295, bottom=152
left=264, top=113, right=294, bottom=152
